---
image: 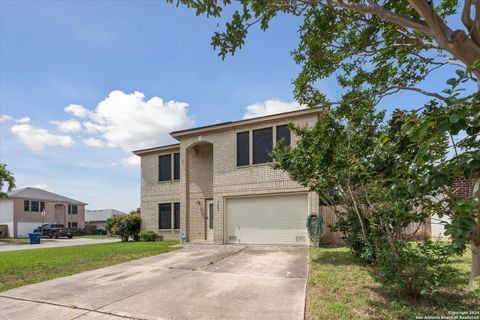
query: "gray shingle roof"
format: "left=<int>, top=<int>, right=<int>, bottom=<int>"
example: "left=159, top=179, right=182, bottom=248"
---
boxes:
left=8, top=187, right=87, bottom=205
left=85, top=209, right=127, bottom=222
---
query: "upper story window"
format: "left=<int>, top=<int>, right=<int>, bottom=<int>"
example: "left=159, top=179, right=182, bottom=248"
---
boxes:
left=236, top=131, right=249, bottom=166
left=173, top=153, right=180, bottom=180
left=253, top=127, right=273, bottom=164
left=68, top=205, right=78, bottom=214
left=24, top=200, right=45, bottom=212
left=276, top=125, right=291, bottom=146
left=236, top=124, right=292, bottom=166
left=159, top=152, right=180, bottom=182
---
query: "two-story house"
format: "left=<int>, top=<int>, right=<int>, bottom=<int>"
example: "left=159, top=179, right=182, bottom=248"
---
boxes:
left=0, top=187, right=87, bottom=237
left=133, top=108, right=326, bottom=245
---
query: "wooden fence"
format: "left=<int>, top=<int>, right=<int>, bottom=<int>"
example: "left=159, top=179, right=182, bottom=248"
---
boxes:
left=318, top=206, right=432, bottom=245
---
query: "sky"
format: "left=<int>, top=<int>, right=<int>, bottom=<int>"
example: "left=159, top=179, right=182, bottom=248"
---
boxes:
left=0, top=1, right=464, bottom=211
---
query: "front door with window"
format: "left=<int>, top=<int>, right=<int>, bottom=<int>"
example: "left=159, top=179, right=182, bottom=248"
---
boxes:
left=206, top=200, right=214, bottom=241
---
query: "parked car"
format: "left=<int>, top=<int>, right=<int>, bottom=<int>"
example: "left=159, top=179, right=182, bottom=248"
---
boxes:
left=33, top=224, right=75, bottom=239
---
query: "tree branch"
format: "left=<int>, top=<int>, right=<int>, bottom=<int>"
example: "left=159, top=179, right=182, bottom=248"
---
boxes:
left=329, top=0, right=433, bottom=37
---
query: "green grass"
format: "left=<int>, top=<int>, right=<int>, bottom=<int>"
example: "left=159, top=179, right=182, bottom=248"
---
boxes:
left=75, top=234, right=116, bottom=239
left=306, top=246, right=480, bottom=320
left=0, top=240, right=179, bottom=292
left=0, top=238, right=55, bottom=244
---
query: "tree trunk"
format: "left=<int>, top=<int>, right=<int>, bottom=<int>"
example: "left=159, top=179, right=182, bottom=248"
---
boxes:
left=467, top=242, right=479, bottom=290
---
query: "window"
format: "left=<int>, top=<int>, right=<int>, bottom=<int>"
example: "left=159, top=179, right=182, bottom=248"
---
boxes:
left=68, top=205, right=78, bottom=214
left=276, top=125, right=291, bottom=146
left=24, top=200, right=30, bottom=211
left=31, top=201, right=39, bottom=212
left=173, top=153, right=180, bottom=180
left=159, top=203, right=172, bottom=229
left=40, top=202, right=45, bottom=212
left=159, top=154, right=172, bottom=181
left=236, top=131, right=249, bottom=166
left=68, top=222, right=78, bottom=228
left=174, top=202, right=180, bottom=229
left=253, top=127, right=273, bottom=164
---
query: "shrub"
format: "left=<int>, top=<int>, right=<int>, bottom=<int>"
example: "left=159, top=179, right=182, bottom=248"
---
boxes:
left=106, top=214, right=141, bottom=242
left=375, top=240, right=454, bottom=299
left=139, top=230, right=162, bottom=242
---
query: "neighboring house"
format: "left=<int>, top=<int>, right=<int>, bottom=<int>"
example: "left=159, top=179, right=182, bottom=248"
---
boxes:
left=133, top=108, right=323, bottom=245
left=0, top=187, right=87, bottom=238
left=431, top=178, right=480, bottom=240
left=85, top=209, right=127, bottom=229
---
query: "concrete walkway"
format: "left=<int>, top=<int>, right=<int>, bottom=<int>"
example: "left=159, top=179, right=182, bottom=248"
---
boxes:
left=0, top=245, right=308, bottom=320
left=0, top=237, right=120, bottom=252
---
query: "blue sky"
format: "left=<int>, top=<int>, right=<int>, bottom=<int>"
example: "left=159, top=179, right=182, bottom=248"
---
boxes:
left=0, top=1, right=462, bottom=211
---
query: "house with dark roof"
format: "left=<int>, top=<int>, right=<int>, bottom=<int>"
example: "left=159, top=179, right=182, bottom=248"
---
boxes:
left=0, top=187, right=87, bottom=238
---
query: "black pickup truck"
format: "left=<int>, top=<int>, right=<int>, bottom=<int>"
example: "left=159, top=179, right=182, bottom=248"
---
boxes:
left=34, top=224, right=75, bottom=239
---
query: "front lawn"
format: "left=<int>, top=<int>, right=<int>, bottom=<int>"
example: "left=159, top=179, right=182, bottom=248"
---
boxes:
left=0, top=240, right=179, bottom=292
left=306, top=246, right=480, bottom=320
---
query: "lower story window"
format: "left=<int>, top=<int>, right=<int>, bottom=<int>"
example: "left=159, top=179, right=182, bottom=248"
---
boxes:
left=159, top=203, right=172, bottom=229
left=68, top=222, right=78, bottom=228
left=159, top=202, right=180, bottom=230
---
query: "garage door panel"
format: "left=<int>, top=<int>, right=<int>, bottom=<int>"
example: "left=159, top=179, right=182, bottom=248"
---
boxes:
left=227, top=194, right=308, bottom=245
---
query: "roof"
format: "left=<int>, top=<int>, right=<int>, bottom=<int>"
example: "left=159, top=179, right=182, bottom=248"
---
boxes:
left=85, top=209, right=127, bottom=222
left=132, top=143, right=180, bottom=156
left=132, top=108, right=323, bottom=155
left=8, top=187, right=87, bottom=205
left=170, top=108, right=322, bottom=138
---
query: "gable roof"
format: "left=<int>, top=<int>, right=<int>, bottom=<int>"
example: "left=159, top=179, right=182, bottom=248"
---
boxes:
left=85, top=209, right=127, bottom=222
left=8, top=187, right=87, bottom=205
left=170, top=108, right=323, bottom=138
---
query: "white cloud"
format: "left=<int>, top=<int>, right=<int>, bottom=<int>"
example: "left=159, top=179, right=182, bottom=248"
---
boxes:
left=121, top=155, right=140, bottom=167
left=0, top=115, right=13, bottom=122
left=70, top=90, right=193, bottom=151
left=243, top=99, right=305, bottom=119
left=0, top=115, right=30, bottom=123
left=82, top=121, right=107, bottom=133
left=51, top=119, right=82, bottom=133
left=11, top=124, right=74, bottom=151
left=16, top=117, right=31, bottom=124
left=82, top=137, right=106, bottom=148
left=31, top=183, right=54, bottom=192
left=65, top=104, right=90, bottom=118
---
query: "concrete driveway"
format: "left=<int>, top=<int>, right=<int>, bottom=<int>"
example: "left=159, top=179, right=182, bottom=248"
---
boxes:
left=0, top=245, right=308, bottom=320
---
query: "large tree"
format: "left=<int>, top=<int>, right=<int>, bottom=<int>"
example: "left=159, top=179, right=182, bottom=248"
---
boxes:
left=0, top=164, right=15, bottom=199
left=169, top=0, right=480, bottom=290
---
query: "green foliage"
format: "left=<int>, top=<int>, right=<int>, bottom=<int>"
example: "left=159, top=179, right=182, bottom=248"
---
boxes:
left=375, top=241, right=455, bottom=299
left=0, top=163, right=15, bottom=199
left=139, top=230, right=162, bottom=242
left=105, top=214, right=141, bottom=242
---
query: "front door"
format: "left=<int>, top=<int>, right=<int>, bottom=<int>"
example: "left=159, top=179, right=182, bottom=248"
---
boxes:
left=206, top=200, right=214, bottom=241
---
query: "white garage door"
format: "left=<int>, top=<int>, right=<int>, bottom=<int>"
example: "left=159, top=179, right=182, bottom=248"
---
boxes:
left=17, top=222, right=41, bottom=238
left=226, top=193, right=308, bottom=245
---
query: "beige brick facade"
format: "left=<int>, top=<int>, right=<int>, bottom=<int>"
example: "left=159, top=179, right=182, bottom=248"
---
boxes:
left=136, top=109, right=322, bottom=243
